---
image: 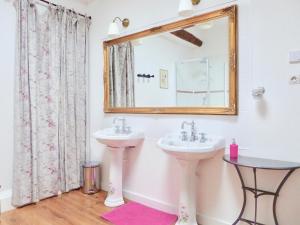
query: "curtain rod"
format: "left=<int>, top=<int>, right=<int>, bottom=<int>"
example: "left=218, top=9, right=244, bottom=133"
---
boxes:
left=37, top=0, right=92, bottom=19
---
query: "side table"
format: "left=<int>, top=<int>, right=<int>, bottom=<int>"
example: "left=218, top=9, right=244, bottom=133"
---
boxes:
left=223, top=154, right=300, bottom=225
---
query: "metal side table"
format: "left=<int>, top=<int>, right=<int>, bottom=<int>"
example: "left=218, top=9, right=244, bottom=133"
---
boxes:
left=223, top=154, right=300, bottom=225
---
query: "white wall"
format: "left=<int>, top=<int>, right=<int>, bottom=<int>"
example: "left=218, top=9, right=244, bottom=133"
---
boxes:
left=87, top=0, right=300, bottom=224
left=0, top=0, right=15, bottom=211
left=134, top=35, right=192, bottom=107
left=0, top=0, right=88, bottom=212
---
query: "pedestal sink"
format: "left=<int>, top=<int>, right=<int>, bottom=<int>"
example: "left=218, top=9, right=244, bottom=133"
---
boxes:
left=93, top=118, right=144, bottom=207
left=157, top=123, right=225, bottom=225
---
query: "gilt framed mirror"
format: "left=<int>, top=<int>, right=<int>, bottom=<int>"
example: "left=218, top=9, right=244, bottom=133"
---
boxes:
left=103, top=5, right=237, bottom=115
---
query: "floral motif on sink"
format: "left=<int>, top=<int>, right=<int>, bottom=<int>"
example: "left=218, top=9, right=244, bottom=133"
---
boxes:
left=108, top=182, right=115, bottom=195
left=179, top=206, right=189, bottom=223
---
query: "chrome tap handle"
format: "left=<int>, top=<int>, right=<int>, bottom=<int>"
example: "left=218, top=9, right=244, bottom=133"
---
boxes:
left=181, top=121, right=187, bottom=129
left=125, top=126, right=131, bottom=134
left=199, top=132, right=207, bottom=143
left=113, top=117, right=127, bottom=133
left=121, top=119, right=126, bottom=132
left=190, top=121, right=198, bottom=142
left=114, top=125, right=121, bottom=133
left=191, top=120, right=195, bottom=128
left=181, top=120, right=195, bottom=130
left=181, top=131, right=188, bottom=141
left=191, top=121, right=196, bottom=134
left=181, top=120, right=198, bottom=142
left=113, top=117, right=120, bottom=124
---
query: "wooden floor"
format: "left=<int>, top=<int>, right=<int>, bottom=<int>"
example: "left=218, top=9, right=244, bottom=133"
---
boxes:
left=1, top=190, right=114, bottom=225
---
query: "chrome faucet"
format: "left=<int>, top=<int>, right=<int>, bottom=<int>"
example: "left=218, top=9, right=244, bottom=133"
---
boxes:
left=181, top=120, right=198, bottom=142
left=199, top=132, right=207, bottom=143
left=113, top=117, right=130, bottom=134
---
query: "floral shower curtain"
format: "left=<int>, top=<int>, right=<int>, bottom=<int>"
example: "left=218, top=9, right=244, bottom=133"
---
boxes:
left=109, top=42, right=135, bottom=107
left=12, top=0, right=90, bottom=207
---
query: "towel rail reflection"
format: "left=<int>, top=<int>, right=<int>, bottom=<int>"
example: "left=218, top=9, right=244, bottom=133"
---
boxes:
left=176, top=90, right=227, bottom=94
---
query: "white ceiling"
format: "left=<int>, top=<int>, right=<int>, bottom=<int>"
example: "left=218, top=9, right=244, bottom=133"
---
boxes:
left=73, top=0, right=96, bottom=4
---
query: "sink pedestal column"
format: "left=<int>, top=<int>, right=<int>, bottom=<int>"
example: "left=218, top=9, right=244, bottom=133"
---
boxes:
left=104, top=147, right=125, bottom=207
left=176, top=159, right=198, bottom=225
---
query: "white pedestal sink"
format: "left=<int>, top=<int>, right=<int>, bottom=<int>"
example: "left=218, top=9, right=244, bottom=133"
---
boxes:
left=158, top=133, right=225, bottom=225
left=93, top=127, right=144, bottom=207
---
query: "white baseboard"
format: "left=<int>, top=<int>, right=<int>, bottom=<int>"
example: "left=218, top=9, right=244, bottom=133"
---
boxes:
left=0, top=189, right=15, bottom=213
left=197, top=213, right=231, bottom=225
left=122, top=188, right=230, bottom=225
left=123, top=189, right=177, bottom=214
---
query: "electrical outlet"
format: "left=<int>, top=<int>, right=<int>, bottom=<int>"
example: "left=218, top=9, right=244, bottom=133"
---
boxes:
left=289, top=50, right=300, bottom=63
left=289, top=75, right=300, bottom=85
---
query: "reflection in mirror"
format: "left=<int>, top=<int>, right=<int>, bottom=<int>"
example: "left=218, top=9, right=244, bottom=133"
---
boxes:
left=110, top=17, right=229, bottom=108
left=176, top=18, right=229, bottom=107
left=109, top=42, right=135, bottom=107
left=105, top=6, right=237, bottom=114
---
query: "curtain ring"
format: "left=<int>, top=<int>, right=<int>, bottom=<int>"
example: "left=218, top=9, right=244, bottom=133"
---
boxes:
left=47, top=0, right=52, bottom=10
left=29, top=0, right=34, bottom=7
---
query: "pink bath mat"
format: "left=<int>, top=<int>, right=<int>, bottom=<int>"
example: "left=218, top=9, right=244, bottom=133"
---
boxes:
left=101, top=202, right=177, bottom=225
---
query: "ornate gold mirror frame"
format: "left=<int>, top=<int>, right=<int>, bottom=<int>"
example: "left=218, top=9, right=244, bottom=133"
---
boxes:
left=103, top=5, right=237, bottom=115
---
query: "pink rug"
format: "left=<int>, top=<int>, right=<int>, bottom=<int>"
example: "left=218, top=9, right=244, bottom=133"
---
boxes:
left=101, top=202, right=178, bottom=225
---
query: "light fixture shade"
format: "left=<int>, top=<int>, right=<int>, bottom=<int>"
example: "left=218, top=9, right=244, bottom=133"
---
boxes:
left=108, top=22, right=119, bottom=38
left=132, top=38, right=143, bottom=46
left=199, top=22, right=214, bottom=30
left=178, top=0, right=194, bottom=17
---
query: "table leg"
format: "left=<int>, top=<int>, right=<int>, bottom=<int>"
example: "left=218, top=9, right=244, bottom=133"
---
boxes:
left=253, top=168, right=258, bottom=224
left=233, top=165, right=247, bottom=225
left=273, top=169, right=295, bottom=225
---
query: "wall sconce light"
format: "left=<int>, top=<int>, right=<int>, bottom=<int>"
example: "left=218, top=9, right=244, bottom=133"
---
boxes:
left=178, top=0, right=201, bottom=17
left=108, top=17, right=130, bottom=38
left=199, top=22, right=214, bottom=30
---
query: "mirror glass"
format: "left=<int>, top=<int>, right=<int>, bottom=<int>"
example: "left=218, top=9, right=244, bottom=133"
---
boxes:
left=136, top=17, right=229, bottom=108
left=105, top=6, right=237, bottom=114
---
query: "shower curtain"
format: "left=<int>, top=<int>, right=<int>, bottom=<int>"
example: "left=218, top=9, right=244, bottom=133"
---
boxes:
left=109, top=42, right=135, bottom=107
left=12, top=0, right=90, bottom=207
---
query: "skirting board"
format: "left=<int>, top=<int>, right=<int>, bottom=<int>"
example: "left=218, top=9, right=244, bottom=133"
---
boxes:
left=123, top=189, right=177, bottom=214
left=0, top=189, right=15, bottom=213
left=197, top=213, right=231, bottom=225
left=122, top=188, right=231, bottom=225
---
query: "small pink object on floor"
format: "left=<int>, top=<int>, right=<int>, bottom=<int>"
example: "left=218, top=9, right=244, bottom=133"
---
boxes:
left=101, top=201, right=178, bottom=225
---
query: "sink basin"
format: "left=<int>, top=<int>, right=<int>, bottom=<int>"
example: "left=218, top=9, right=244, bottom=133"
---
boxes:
left=157, top=131, right=225, bottom=225
left=158, top=133, right=225, bottom=160
left=93, top=128, right=144, bottom=148
left=93, top=126, right=144, bottom=207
